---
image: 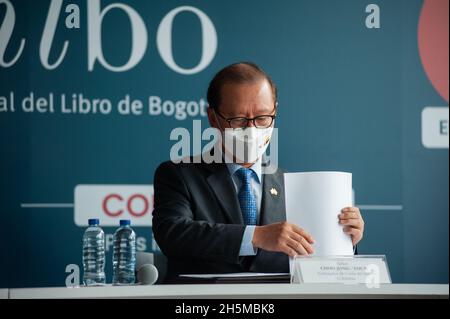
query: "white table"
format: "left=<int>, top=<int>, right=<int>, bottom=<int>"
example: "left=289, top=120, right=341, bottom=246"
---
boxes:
left=8, top=284, right=449, bottom=299
left=0, top=289, right=8, bottom=299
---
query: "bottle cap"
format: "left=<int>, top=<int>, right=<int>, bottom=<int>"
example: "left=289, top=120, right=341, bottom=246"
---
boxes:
left=120, top=219, right=131, bottom=226
left=88, top=218, right=99, bottom=226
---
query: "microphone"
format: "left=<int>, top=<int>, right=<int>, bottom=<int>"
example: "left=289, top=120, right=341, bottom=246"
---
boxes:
left=137, top=264, right=158, bottom=285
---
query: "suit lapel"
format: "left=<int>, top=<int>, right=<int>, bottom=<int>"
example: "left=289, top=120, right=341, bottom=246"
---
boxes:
left=204, top=161, right=286, bottom=226
left=249, top=168, right=289, bottom=273
left=205, top=163, right=244, bottom=225
left=260, top=169, right=286, bottom=225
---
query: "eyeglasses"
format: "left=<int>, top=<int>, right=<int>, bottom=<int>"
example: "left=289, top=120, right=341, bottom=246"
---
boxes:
left=215, top=108, right=277, bottom=129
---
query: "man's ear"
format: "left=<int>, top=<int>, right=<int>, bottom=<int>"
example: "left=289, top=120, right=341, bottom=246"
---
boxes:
left=207, top=107, right=219, bottom=129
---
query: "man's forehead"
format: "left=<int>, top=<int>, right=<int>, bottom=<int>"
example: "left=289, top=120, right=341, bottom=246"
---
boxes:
left=221, top=79, right=270, bottom=93
left=220, top=81, right=273, bottom=104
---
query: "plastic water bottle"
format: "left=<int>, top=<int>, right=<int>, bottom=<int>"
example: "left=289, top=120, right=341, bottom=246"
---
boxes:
left=112, top=219, right=136, bottom=285
left=82, top=218, right=106, bottom=286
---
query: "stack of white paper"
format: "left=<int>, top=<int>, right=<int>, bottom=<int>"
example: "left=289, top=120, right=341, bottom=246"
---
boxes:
left=284, top=171, right=354, bottom=257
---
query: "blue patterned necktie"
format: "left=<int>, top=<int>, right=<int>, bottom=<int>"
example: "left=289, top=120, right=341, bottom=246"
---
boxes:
left=235, top=168, right=257, bottom=225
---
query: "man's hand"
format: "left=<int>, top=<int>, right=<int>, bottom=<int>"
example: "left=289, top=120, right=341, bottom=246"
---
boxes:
left=252, top=222, right=315, bottom=257
left=338, top=207, right=364, bottom=246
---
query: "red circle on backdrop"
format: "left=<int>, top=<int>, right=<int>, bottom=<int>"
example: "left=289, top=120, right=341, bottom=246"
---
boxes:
left=102, top=193, right=124, bottom=216
left=127, top=194, right=149, bottom=217
left=418, top=0, right=449, bottom=103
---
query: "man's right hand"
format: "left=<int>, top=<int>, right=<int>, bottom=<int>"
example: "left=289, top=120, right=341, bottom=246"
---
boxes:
left=252, top=222, right=315, bottom=257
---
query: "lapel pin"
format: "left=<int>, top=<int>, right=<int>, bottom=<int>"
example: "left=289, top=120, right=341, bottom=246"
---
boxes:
left=270, top=187, right=278, bottom=196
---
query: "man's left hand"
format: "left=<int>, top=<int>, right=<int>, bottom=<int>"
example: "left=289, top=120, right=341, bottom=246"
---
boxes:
left=338, top=207, right=364, bottom=246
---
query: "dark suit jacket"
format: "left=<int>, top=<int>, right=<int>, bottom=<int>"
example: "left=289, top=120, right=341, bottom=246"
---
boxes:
left=152, top=159, right=289, bottom=283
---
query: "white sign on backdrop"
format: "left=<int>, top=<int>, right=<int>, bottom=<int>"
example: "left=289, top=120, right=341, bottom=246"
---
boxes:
left=422, top=107, right=449, bottom=149
left=74, top=184, right=154, bottom=227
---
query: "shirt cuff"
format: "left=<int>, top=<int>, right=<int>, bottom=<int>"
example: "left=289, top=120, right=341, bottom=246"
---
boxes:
left=239, top=226, right=258, bottom=256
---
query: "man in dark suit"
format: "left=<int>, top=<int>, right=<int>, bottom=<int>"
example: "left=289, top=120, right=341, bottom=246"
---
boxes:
left=152, top=62, right=365, bottom=283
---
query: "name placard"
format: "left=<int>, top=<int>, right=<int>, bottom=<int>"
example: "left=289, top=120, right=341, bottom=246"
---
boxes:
left=291, top=255, right=391, bottom=285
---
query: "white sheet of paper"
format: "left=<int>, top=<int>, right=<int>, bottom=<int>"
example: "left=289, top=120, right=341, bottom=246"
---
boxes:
left=284, top=172, right=354, bottom=258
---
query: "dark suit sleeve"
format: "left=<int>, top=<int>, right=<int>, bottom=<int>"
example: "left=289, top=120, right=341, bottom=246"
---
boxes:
left=152, top=161, right=246, bottom=264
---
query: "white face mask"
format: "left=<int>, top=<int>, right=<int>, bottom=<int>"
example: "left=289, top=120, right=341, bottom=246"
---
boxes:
left=222, top=126, right=273, bottom=163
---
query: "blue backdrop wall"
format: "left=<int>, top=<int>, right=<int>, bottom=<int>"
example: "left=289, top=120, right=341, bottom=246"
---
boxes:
left=0, top=0, right=448, bottom=288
